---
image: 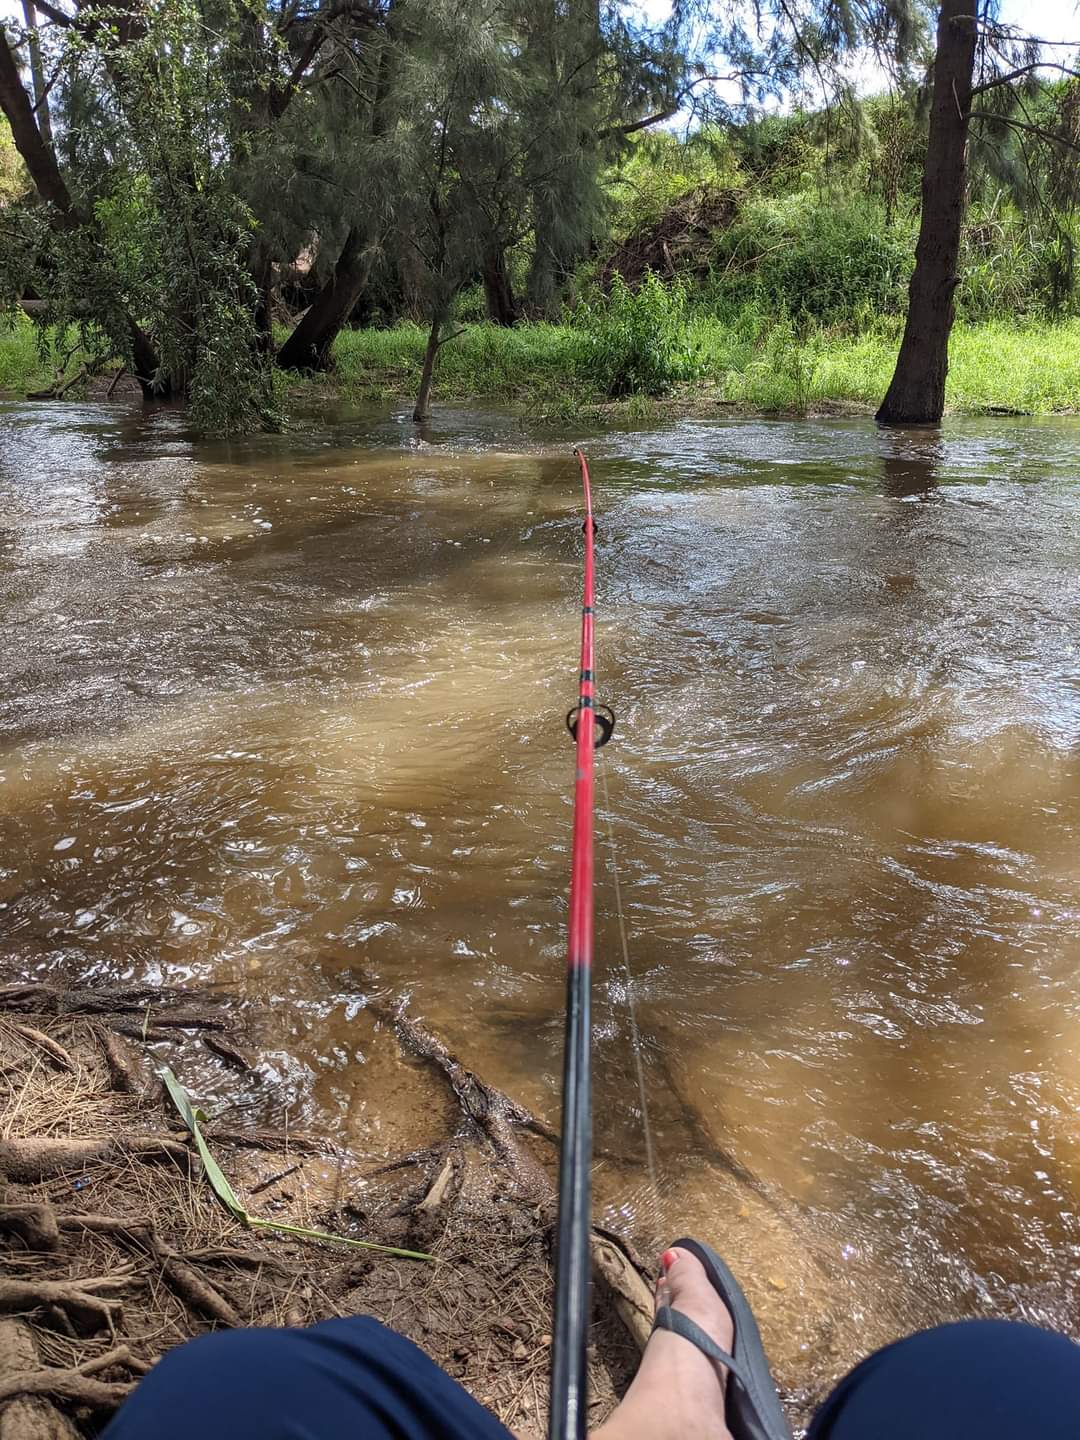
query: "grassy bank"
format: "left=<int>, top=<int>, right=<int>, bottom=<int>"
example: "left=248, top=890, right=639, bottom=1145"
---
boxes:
left=3, top=312, right=1079, bottom=418
left=330, top=314, right=1080, bottom=418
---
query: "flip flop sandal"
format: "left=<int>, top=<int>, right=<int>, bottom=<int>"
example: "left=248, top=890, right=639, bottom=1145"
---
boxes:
left=653, top=1237, right=793, bottom=1440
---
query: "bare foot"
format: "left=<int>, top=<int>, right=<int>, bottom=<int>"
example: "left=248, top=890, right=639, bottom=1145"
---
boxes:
left=592, top=1246, right=734, bottom=1440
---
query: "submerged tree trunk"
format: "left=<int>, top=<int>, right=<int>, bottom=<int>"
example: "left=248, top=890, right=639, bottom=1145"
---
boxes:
left=275, top=227, right=375, bottom=371
left=481, top=241, right=519, bottom=326
left=876, top=0, right=978, bottom=425
left=413, top=310, right=444, bottom=423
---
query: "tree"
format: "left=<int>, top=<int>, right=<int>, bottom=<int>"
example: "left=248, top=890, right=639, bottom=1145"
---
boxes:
left=878, top=6, right=1080, bottom=424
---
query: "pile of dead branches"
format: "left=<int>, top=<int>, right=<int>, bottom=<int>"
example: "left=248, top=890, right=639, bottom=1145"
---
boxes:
left=599, top=187, right=739, bottom=291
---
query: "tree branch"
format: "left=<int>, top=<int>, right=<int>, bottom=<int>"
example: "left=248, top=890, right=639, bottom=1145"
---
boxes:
left=25, top=0, right=71, bottom=26
left=971, top=110, right=1080, bottom=155
left=0, top=26, right=79, bottom=222
left=599, top=73, right=760, bottom=139
left=972, top=61, right=1080, bottom=96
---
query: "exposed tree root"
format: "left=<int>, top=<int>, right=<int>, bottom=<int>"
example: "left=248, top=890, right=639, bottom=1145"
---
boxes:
left=95, top=1029, right=145, bottom=1095
left=7, top=1026, right=74, bottom=1073
left=158, top=1256, right=239, bottom=1327
left=0, top=985, right=232, bottom=1033
left=0, top=1205, right=59, bottom=1253
left=203, top=1128, right=335, bottom=1157
left=370, top=1001, right=555, bottom=1194
left=0, top=1277, right=131, bottom=1338
left=0, top=1356, right=134, bottom=1411
left=371, top=1003, right=656, bottom=1352
left=55, top=1216, right=240, bottom=1327
left=0, top=1136, right=191, bottom=1184
left=201, top=1034, right=257, bottom=1074
left=0, top=1322, right=81, bottom=1440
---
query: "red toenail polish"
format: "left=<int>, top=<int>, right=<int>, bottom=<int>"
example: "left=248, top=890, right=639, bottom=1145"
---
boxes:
left=661, top=1249, right=679, bottom=1274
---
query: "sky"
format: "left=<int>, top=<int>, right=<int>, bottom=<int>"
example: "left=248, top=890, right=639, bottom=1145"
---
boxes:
left=628, top=0, right=1080, bottom=110
left=1, top=0, right=1077, bottom=94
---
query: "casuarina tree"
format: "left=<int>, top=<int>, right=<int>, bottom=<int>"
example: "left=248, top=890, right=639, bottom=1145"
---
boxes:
left=878, top=4, right=1080, bottom=425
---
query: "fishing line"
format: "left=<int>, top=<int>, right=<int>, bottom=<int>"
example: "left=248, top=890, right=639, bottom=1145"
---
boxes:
left=598, top=748, right=659, bottom=1203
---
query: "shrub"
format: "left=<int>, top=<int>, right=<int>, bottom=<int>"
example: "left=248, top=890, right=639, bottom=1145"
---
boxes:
left=568, top=272, right=701, bottom=397
left=705, top=193, right=914, bottom=324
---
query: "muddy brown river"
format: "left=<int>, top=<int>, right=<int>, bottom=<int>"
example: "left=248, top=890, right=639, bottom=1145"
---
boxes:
left=2, top=399, right=1079, bottom=1407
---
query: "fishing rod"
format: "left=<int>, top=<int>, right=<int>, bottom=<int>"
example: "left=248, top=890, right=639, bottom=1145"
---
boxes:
left=550, top=448, right=615, bottom=1440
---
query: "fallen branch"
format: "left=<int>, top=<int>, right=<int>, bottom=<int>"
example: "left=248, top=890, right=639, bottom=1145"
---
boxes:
left=417, top=1154, right=457, bottom=1213
left=589, top=1232, right=653, bottom=1352
left=250, top=1162, right=302, bottom=1196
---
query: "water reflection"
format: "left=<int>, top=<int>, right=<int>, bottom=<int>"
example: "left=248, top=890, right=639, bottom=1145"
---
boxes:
left=880, top=428, right=944, bottom=498
left=1, top=403, right=1079, bottom=1409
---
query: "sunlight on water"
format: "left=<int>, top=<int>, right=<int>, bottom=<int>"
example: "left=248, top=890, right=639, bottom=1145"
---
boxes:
left=2, top=401, right=1079, bottom=1406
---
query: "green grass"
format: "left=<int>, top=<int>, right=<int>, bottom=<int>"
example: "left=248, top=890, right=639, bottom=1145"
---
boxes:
left=327, top=313, right=1080, bottom=417
left=0, top=316, right=98, bottom=395
left=0, top=317, right=54, bottom=392
left=4, top=310, right=1079, bottom=417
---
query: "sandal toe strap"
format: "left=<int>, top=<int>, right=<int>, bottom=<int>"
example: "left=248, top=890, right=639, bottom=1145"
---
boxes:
left=653, top=1305, right=753, bottom=1392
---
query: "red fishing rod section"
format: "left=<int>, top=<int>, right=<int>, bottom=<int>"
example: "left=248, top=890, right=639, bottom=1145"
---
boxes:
left=550, top=448, right=614, bottom=1440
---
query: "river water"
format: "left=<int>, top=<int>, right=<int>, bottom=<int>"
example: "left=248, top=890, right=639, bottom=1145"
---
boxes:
left=2, top=399, right=1079, bottom=1408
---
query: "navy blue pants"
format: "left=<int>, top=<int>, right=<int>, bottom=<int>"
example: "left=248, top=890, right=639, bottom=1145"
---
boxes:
left=105, top=1314, right=1080, bottom=1440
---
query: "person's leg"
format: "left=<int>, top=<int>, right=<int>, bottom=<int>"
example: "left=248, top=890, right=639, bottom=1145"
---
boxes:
left=594, top=1246, right=735, bottom=1440
left=104, top=1316, right=514, bottom=1440
left=807, top=1318, right=1080, bottom=1439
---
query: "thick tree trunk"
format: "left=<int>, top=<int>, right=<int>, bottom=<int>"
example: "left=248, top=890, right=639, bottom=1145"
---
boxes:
left=876, top=0, right=978, bottom=425
left=275, top=227, right=374, bottom=371
left=0, top=28, right=75, bottom=220
left=413, top=311, right=443, bottom=423
left=481, top=242, right=519, bottom=326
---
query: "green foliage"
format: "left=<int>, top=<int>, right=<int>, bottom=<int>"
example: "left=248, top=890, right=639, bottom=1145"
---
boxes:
left=315, top=312, right=1080, bottom=417
left=0, top=315, right=57, bottom=391
left=569, top=272, right=702, bottom=396
left=705, top=192, right=915, bottom=323
left=0, top=115, right=27, bottom=205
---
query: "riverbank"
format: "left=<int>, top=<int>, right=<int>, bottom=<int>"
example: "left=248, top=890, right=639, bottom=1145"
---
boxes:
left=2, top=315, right=1079, bottom=421
left=324, top=315, right=1080, bottom=419
left=0, top=983, right=656, bottom=1439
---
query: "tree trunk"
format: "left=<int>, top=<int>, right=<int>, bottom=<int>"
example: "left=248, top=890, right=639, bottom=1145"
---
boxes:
left=19, top=1, right=51, bottom=148
left=276, top=13, right=399, bottom=374
left=251, top=239, right=274, bottom=355
left=876, top=0, right=978, bottom=426
left=0, top=28, right=75, bottom=221
left=481, top=241, right=519, bottom=326
left=275, top=227, right=375, bottom=371
left=413, top=311, right=443, bottom=423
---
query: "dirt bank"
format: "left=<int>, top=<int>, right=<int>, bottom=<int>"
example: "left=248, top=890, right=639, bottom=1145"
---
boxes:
left=0, top=982, right=658, bottom=1438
